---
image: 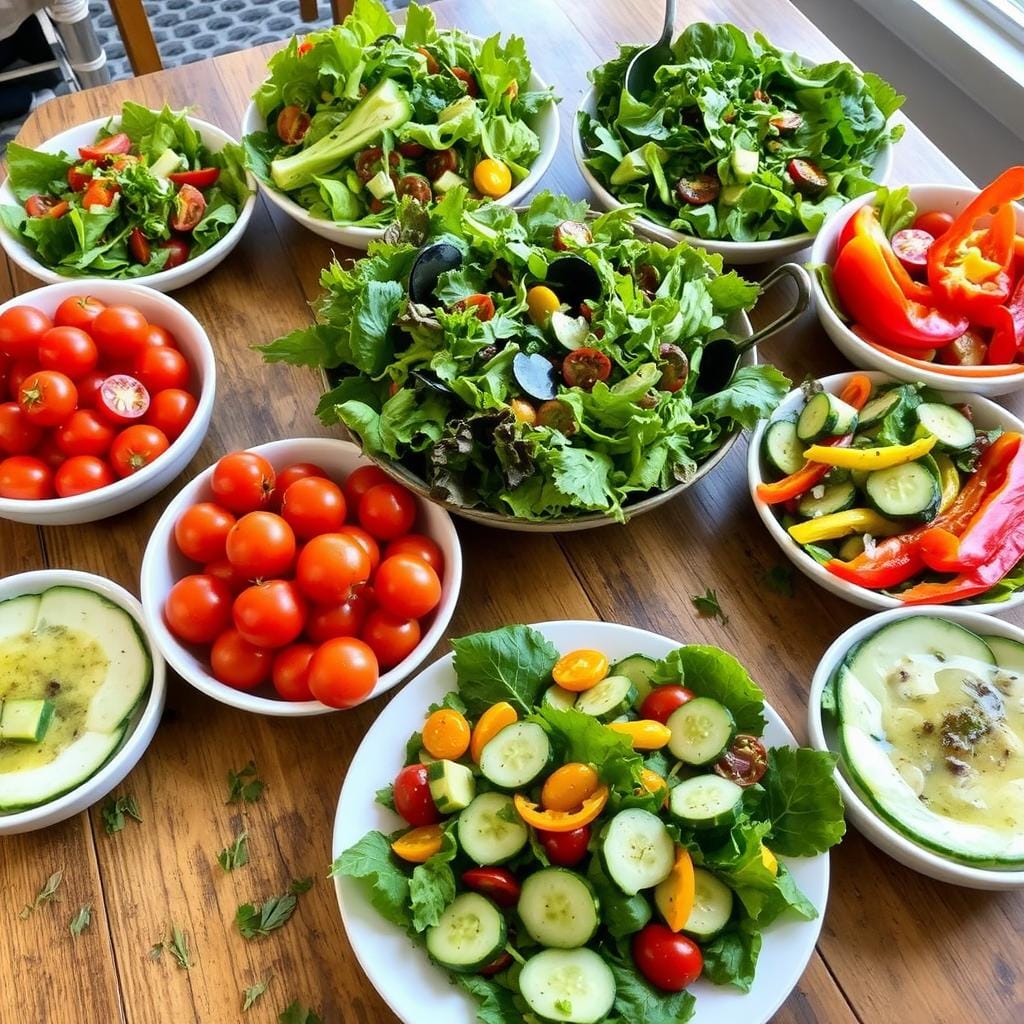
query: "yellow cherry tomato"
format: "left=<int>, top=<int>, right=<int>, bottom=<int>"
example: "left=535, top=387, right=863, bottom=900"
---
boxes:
left=473, top=157, right=512, bottom=198
left=638, top=768, right=668, bottom=805
left=654, top=847, right=696, bottom=932
left=760, top=844, right=778, bottom=877
left=391, top=823, right=444, bottom=863
left=470, top=701, right=518, bottom=762
left=526, top=284, right=562, bottom=327
left=606, top=719, right=672, bottom=750
left=514, top=785, right=609, bottom=832
left=541, top=762, right=600, bottom=812
left=510, top=398, right=537, bottom=425
left=422, top=707, right=471, bottom=760
left=552, top=649, right=609, bottom=692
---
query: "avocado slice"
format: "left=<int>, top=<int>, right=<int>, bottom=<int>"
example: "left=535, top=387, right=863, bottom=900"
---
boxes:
left=730, top=147, right=759, bottom=183
left=0, top=699, right=54, bottom=743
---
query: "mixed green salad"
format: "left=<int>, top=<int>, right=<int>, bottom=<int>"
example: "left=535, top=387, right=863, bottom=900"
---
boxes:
left=578, top=22, right=904, bottom=242
left=0, top=103, right=250, bottom=278
left=333, top=625, right=845, bottom=1023
left=242, top=0, right=554, bottom=227
left=260, top=189, right=790, bottom=521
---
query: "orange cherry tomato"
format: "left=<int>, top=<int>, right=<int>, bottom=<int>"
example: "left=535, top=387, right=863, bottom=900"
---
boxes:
left=638, top=768, right=669, bottom=806
left=552, top=649, right=609, bottom=692
left=541, top=762, right=600, bottom=812
left=422, top=707, right=471, bottom=760
left=470, top=701, right=518, bottom=762
left=391, top=823, right=444, bottom=863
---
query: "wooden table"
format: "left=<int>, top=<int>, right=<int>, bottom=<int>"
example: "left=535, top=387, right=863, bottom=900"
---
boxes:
left=1, top=1, right=1021, bottom=1021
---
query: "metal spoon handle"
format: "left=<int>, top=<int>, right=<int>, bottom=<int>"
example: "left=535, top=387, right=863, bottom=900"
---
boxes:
left=659, top=0, right=678, bottom=48
left=735, top=262, right=811, bottom=355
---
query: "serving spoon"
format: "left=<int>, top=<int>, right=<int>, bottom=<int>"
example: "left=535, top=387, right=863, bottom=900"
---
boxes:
left=624, top=0, right=678, bottom=98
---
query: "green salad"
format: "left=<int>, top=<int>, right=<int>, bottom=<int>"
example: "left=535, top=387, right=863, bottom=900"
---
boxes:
left=242, top=0, right=554, bottom=227
left=260, top=189, right=790, bottom=522
left=333, top=625, right=846, bottom=1023
left=0, top=103, right=250, bottom=278
left=579, top=22, right=904, bottom=242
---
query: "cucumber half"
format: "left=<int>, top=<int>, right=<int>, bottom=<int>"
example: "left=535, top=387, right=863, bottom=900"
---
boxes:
left=601, top=808, right=675, bottom=895
left=857, top=388, right=904, bottom=428
left=763, top=418, right=805, bottom=476
left=517, top=868, right=600, bottom=948
left=458, top=792, right=528, bottom=865
left=797, top=480, right=858, bottom=519
left=542, top=685, right=578, bottom=712
left=519, top=948, right=616, bottom=1024
left=425, top=893, right=507, bottom=973
left=797, top=391, right=858, bottom=442
left=427, top=759, right=476, bottom=814
left=669, top=774, right=744, bottom=830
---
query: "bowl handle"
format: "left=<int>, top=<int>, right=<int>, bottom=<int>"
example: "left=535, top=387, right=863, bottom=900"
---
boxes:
left=738, top=262, right=811, bottom=355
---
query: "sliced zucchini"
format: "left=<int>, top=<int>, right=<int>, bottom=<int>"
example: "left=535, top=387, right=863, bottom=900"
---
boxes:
left=519, top=948, right=616, bottom=1024
left=458, top=792, right=528, bottom=865
left=517, top=868, right=600, bottom=948
left=915, top=403, right=975, bottom=451
left=865, top=461, right=939, bottom=521
left=478, top=722, right=551, bottom=790
left=425, top=893, right=507, bottom=973
left=610, top=654, right=658, bottom=704
left=669, top=774, right=744, bottom=830
left=857, top=388, right=904, bottom=428
left=796, top=480, right=858, bottom=519
left=574, top=675, right=637, bottom=722
left=683, top=868, right=734, bottom=940
left=601, top=808, right=675, bottom=894
left=797, top=391, right=857, bottom=442
left=985, top=635, right=1024, bottom=676
left=666, top=697, right=735, bottom=766
left=763, top=418, right=804, bottom=477
left=542, top=685, right=578, bottom=712
left=427, top=759, right=476, bottom=814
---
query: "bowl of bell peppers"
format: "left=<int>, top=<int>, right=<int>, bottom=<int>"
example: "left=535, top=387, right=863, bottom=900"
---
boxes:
left=748, top=370, right=1024, bottom=612
left=810, top=170, right=1024, bottom=397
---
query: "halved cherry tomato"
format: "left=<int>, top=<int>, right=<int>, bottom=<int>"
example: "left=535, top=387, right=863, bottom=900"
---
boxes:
left=67, top=165, right=92, bottom=192
left=393, top=763, right=440, bottom=827
left=233, top=579, right=307, bottom=649
left=633, top=923, right=703, bottom=992
left=360, top=610, right=419, bottom=668
left=552, top=649, right=608, bottom=692
left=355, top=146, right=399, bottom=182
left=470, top=701, right=518, bottom=762
left=658, top=343, right=688, bottom=392
left=25, top=194, right=68, bottom=218
left=146, top=387, right=196, bottom=441
left=541, top=762, right=600, bottom=812
left=0, top=454, right=53, bottom=499
left=640, top=685, right=695, bottom=724
left=54, top=455, right=115, bottom=497
left=769, top=110, right=803, bottom=133
left=425, top=148, right=457, bottom=181
left=171, top=183, right=206, bottom=232
left=159, top=237, right=191, bottom=269
left=562, top=347, right=611, bottom=390
left=276, top=105, right=311, bottom=145
left=271, top=642, right=316, bottom=701
left=97, top=374, right=150, bottom=425
left=128, top=227, right=151, bottom=265
left=553, top=221, right=593, bottom=251
left=890, top=228, right=934, bottom=276
left=392, top=823, right=443, bottom=863
left=78, top=132, right=130, bottom=162
left=515, top=786, right=609, bottom=832
left=82, top=178, right=120, bottom=209
left=913, top=210, right=955, bottom=239
left=461, top=867, right=520, bottom=908
left=788, top=158, right=828, bottom=194
left=713, top=734, right=768, bottom=786
left=167, top=167, right=220, bottom=188
left=18, top=370, right=77, bottom=427
left=451, top=66, right=479, bottom=96
left=397, top=174, right=432, bottom=204
left=537, top=825, right=590, bottom=867
left=538, top=399, right=578, bottom=438
left=473, top=158, right=511, bottom=198
left=510, top=397, right=537, bottom=425
left=676, top=174, right=720, bottom=205
left=398, top=141, right=426, bottom=158
left=109, top=424, right=169, bottom=476
left=422, top=707, right=471, bottom=760
left=452, top=293, right=495, bottom=322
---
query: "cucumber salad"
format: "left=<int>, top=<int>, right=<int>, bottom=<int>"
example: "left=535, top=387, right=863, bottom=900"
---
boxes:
left=333, top=625, right=844, bottom=1023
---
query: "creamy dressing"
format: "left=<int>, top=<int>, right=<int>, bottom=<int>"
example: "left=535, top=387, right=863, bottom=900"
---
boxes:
left=0, top=624, right=109, bottom=773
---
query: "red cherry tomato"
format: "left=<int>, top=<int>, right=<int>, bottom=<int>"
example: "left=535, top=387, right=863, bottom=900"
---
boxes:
left=281, top=476, right=347, bottom=539
left=233, top=579, right=307, bottom=649
left=158, top=238, right=191, bottom=269
left=271, top=643, right=316, bottom=701
left=134, top=345, right=189, bottom=393
left=640, top=685, right=696, bottom=724
left=146, top=387, right=196, bottom=441
left=97, top=374, right=149, bottom=425
left=91, top=305, right=150, bottom=362
left=78, top=132, right=130, bottom=162
left=276, top=105, right=311, bottom=145
left=18, top=370, right=77, bottom=427
left=393, top=764, right=440, bottom=826
left=632, top=923, right=703, bottom=992
left=295, top=532, right=372, bottom=605
left=0, top=455, right=53, bottom=499
left=536, top=825, right=590, bottom=867
left=174, top=502, right=236, bottom=563
left=75, top=370, right=107, bottom=409
left=306, top=586, right=375, bottom=643
left=274, top=461, right=327, bottom=495
left=398, top=140, right=426, bottom=158
left=425, top=148, right=457, bottom=181
left=67, top=164, right=92, bottom=192
left=374, top=554, right=441, bottom=619
left=53, top=295, right=104, bottom=331
left=307, top=636, right=378, bottom=709
left=7, top=359, right=34, bottom=402
left=170, top=183, right=206, bottom=232
left=109, top=424, right=169, bottom=477
left=562, top=348, right=612, bottom=391
left=0, top=305, right=52, bottom=359
left=342, top=464, right=392, bottom=509
left=358, top=482, right=417, bottom=540
left=890, top=228, right=934, bottom=277
left=360, top=609, right=421, bottom=668
left=210, top=628, right=272, bottom=690
left=54, top=455, right=115, bottom=497
left=142, top=323, right=175, bottom=349
left=164, top=573, right=234, bottom=644
left=383, top=533, right=444, bottom=576
left=203, top=557, right=249, bottom=594
left=25, top=194, right=68, bottom=217
left=913, top=210, right=955, bottom=239
left=336, top=525, right=381, bottom=573
left=167, top=167, right=220, bottom=188
left=713, top=734, right=769, bottom=787
left=37, top=326, right=97, bottom=380
left=55, top=408, right=115, bottom=457
left=0, top=401, right=42, bottom=454
left=450, top=66, right=479, bottom=96
left=461, top=867, right=520, bottom=908
left=225, top=510, right=296, bottom=578
left=34, top=433, right=65, bottom=470
left=128, top=227, right=151, bottom=265
left=211, top=450, right=276, bottom=513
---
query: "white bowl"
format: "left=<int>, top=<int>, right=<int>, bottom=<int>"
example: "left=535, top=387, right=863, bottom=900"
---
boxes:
left=747, top=370, right=1024, bottom=614
left=140, top=436, right=462, bottom=716
left=0, top=281, right=215, bottom=526
left=573, top=85, right=894, bottom=265
left=810, top=184, right=1024, bottom=397
left=0, top=114, right=256, bottom=292
left=241, top=65, right=558, bottom=251
left=0, top=569, right=166, bottom=836
left=808, top=606, right=1024, bottom=889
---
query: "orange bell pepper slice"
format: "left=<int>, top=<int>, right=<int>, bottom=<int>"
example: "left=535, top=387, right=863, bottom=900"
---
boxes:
left=552, top=649, right=609, bottom=692
left=513, top=785, right=609, bottom=833
left=654, top=848, right=696, bottom=932
left=637, top=768, right=669, bottom=806
left=470, top=702, right=518, bottom=763
left=606, top=720, right=672, bottom=750
left=391, top=824, right=444, bottom=863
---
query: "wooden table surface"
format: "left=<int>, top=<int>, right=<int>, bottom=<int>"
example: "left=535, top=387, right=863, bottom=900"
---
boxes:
left=1, top=0, right=1021, bottom=1021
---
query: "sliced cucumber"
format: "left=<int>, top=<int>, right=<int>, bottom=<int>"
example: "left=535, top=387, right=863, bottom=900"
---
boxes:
left=797, top=391, right=857, bottom=442
left=574, top=675, right=637, bottom=722
left=458, top=792, right=528, bottom=865
left=517, top=868, right=600, bottom=948
left=857, top=388, right=903, bottom=428
left=478, top=722, right=551, bottom=790
left=666, top=698, right=735, bottom=766
left=610, top=654, right=657, bottom=704
left=683, top=868, right=734, bottom=940
left=427, top=759, right=476, bottom=814
left=865, top=461, right=939, bottom=521
left=602, top=808, right=675, bottom=894
left=985, top=635, right=1024, bottom=676
left=796, top=480, right=858, bottom=519
left=669, top=774, right=744, bottom=830
left=519, top=948, right=616, bottom=1024
left=763, top=418, right=804, bottom=476
left=425, top=893, right=507, bottom=973
left=542, top=685, right=578, bottom=712
left=915, top=403, right=975, bottom=451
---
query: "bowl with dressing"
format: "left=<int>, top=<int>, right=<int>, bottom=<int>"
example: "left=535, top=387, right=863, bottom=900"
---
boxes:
left=0, top=569, right=165, bottom=835
left=809, top=606, right=1024, bottom=889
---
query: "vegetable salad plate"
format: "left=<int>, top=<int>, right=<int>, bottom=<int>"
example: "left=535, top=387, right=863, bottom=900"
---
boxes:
left=332, top=620, right=841, bottom=1024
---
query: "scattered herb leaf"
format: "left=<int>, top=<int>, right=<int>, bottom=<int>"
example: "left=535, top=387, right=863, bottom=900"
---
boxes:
left=101, top=794, right=142, bottom=835
left=217, top=830, right=250, bottom=872
left=278, top=1000, right=322, bottom=1024
left=19, top=868, right=63, bottom=919
left=236, top=879, right=310, bottom=939
left=691, top=586, right=729, bottom=625
left=761, top=564, right=795, bottom=597
left=243, top=977, right=271, bottom=1011
left=289, top=876, right=313, bottom=895
left=226, top=761, right=266, bottom=804
left=151, top=924, right=193, bottom=969
left=149, top=943, right=163, bottom=960
left=69, top=904, right=92, bottom=937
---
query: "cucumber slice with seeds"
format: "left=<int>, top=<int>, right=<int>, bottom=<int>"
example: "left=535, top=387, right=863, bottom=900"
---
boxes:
left=517, top=868, right=599, bottom=948
left=602, top=808, right=675, bottom=894
left=574, top=675, right=637, bottom=722
left=425, top=892, right=506, bottom=973
left=458, top=792, right=528, bottom=865
left=519, top=948, right=616, bottom=1024
left=865, top=461, right=939, bottom=520
left=683, top=868, right=734, bottom=940
left=857, top=388, right=903, bottom=428
left=763, top=418, right=805, bottom=476
left=542, top=685, right=578, bottom=712
left=797, top=391, right=857, bottom=442
left=915, top=403, right=975, bottom=451
left=669, top=774, right=744, bottom=830
left=666, top=697, right=735, bottom=766
left=797, top=480, right=858, bottom=518
left=478, top=721, right=551, bottom=790
left=610, top=654, right=657, bottom=704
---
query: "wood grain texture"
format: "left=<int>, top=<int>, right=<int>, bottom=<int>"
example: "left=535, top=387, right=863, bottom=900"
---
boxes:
left=1, top=1, right=1021, bottom=1022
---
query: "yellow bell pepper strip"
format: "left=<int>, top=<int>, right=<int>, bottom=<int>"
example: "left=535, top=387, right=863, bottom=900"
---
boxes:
left=552, top=649, right=609, bottom=692
left=513, top=785, right=609, bottom=833
left=654, top=848, right=696, bottom=932
left=606, top=720, right=672, bottom=750
left=803, top=433, right=936, bottom=470
left=933, top=453, right=961, bottom=513
left=392, top=824, right=445, bottom=863
left=760, top=844, right=779, bottom=877
left=470, top=702, right=518, bottom=763
left=637, top=768, right=668, bottom=805
left=787, top=508, right=903, bottom=545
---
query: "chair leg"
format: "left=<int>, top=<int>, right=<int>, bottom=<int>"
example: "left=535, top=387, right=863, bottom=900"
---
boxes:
left=330, top=0, right=353, bottom=24
left=299, top=0, right=319, bottom=20
left=44, top=0, right=110, bottom=87
left=108, top=0, right=162, bottom=76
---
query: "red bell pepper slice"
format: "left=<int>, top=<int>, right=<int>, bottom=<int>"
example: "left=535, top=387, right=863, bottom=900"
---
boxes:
left=834, top=235, right=968, bottom=351
left=985, top=274, right=1024, bottom=365
left=167, top=167, right=220, bottom=189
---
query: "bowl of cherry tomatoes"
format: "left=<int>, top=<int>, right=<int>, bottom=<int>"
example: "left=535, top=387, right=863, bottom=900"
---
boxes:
left=139, top=437, right=462, bottom=716
left=0, top=281, right=214, bottom=525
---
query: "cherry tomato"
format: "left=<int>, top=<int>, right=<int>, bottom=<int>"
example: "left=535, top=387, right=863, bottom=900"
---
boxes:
left=54, top=295, right=104, bottom=332
left=640, top=685, right=695, bottom=724
left=67, top=164, right=92, bottom=192
left=281, top=476, right=346, bottom=539
left=913, top=210, right=955, bottom=239
left=0, top=401, right=42, bottom=454
left=271, top=643, right=316, bottom=701
left=158, top=237, right=190, bottom=269
left=393, top=764, right=440, bottom=827
left=425, top=148, right=457, bottom=181
left=55, top=408, right=115, bottom=457
left=141, top=323, right=175, bottom=348
left=536, top=825, right=590, bottom=867
left=891, top=228, right=934, bottom=277
left=769, top=110, right=803, bottom=133
left=398, top=140, right=426, bottom=158
left=226, top=511, right=296, bottom=577
left=479, top=952, right=513, bottom=977
left=536, top=399, right=576, bottom=435
left=0, top=455, right=53, bottom=499
left=97, top=374, right=149, bottom=425
left=54, top=455, right=115, bottom=497
left=343, top=466, right=392, bottom=510
left=210, top=628, right=272, bottom=690
left=658, top=343, right=689, bottom=393
left=553, top=221, right=593, bottom=251
left=91, top=305, right=150, bottom=361
left=417, top=46, right=440, bottom=74
left=75, top=370, right=106, bottom=409
left=713, top=734, right=769, bottom=787
left=307, top=587, right=374, bottom=642
left=25, top=194, right=68, bottom=217
left=461, top=868, right=520, bottom=908
left=787, top=158, right=828, bottom=194
left=296, top=39, right=313, bottom=56
left=374, top=554, right=441, bottom=619
left=203, top=557, right=250, bottom=594
left=472, top=158, right=512, bottom=198
left=397, top=174, right=432, bottom=204
left=451, top=293, right=495, bottom=321
left=450, top=65, right=479, bottom=96
left=146, top=387, right=196, bottom=441
left=175, top=502, right=236, bottom=563
left=134, top=345, right=189, bottom=392
left=81, top=178, right=120, bottom=209
left=7, top=359, right=34, bottom=401
left=167, top=167, right=220, bottom=188
left=422, top=707, right=471, bottom=759
left=541, top=763, right=600, bottom=812
left=275, top=462, right=327, bottom=496
left=164, top=573, right=235, bottom=645
left=562, top=348, right=611, bottom=391
left=307, top=636, right=378, bottom=709
left=358, top=482, right=417, bottom=540
left=383, top=533, right=444, bottom=576
left=34, top=433, right=66, bottom=470
left=338, top=525, right=381, bottom=573
left=171, top=183, right=206, bottom=232
left=233, top=579, right=306, bottom=649
left=676, top=174, right=720, bottom=205
left=276, top=105, right=311, bottom=145
left=295, top=532, right=372, bottom=604
left=354, top=146, right=398, bottom=182
left=212, top=451, right=276, bottom=513
left=0, top=305, right=52, bottom=359
left=37, top=326, right=98, bottom=381
left=552, top=649, right=608, bottom=692
left=18, top=370, right=77, bottom=427
left=128, top=227, right=151, bottom=265
left=633, top=923, right=703, bottom=992
left=78, top=132, right=130, bottom=162
left=109, top=424, right=168, bottom=476
left=360, top=609, right=420, bottom=668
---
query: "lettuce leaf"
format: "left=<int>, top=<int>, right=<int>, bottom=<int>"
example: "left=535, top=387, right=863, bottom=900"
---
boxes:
left=533, top=705, right=644, bottom=792
left=329, top=831, right=412, bottom=930
left=763, top=746, right=846, bottom=856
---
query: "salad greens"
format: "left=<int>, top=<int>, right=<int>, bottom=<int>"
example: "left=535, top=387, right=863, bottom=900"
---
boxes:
left=243, top=0, right=554, bottom=226
left=0, top=102, right=250, bottom=278
left=261, top=189, right=790, bottom=522
left=579, top=22, right=904, bottom=242
left=333, top=625, right=846, bottom=1022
